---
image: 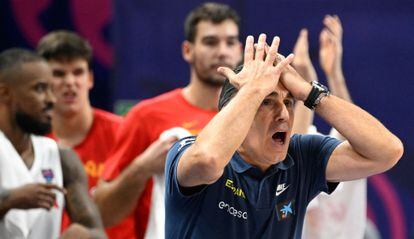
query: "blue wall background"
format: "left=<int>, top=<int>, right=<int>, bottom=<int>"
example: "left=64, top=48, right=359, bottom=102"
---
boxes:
left=1, top=0, right=413, bottom=238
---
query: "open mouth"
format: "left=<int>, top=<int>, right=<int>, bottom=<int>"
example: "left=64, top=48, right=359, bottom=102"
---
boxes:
left=272, top=131, right=287, bottom=145
left=62, top=91, right=77, bottom=102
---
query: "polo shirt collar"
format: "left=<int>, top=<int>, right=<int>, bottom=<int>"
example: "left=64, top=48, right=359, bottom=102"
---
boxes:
left=230, top=152, right=252, bottom=173
left=277, top=153, right=295, bottom=170
left=230, top=152, right=295, bottom=174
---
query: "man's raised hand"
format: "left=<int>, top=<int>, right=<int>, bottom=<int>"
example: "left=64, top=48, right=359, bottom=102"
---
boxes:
left=217, top=34, right=294, bottom=96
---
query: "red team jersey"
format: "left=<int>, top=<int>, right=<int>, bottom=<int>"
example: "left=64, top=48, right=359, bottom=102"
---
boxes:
left=102, top=89, right=217, bottom=239
left=51, top=109, right=136, bottom=239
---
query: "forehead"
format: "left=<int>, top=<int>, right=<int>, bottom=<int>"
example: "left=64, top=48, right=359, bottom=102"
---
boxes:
left=267, top=83, right=293, bottom=99
left=47, top=58, right=88, bottom=70
left=194, top=19, right=239, bottom=41
left=18, top=61, right=52, bottom=84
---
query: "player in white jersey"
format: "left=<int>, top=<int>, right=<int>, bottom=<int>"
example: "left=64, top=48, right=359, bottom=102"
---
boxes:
left=0, top=48, right=106, bottom=238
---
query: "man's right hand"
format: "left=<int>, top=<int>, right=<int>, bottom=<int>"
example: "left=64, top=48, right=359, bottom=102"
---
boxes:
left=218, top=34, right=294, bottom=97
left=8, top=183, right=65, bottom=210
left=133, top=136, right=178, bottom=176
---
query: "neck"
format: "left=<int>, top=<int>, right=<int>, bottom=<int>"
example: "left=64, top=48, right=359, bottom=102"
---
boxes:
left=182, top=73, right=222, bottom=111
left=0, top=108, right=32, bottom=160
left=52, top=104, right=94, bottom=147
left=237, top=147, right=276, bottom=172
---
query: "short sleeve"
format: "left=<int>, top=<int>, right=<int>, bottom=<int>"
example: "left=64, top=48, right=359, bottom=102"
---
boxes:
left=165, top=136, right=207, bottom=199
left=294, top=134, right=342, bottom=201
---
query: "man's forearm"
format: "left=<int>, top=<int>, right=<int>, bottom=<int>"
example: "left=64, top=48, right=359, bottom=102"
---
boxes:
left=316, top=95, right=403, bottom=163
left=94, top=159, right=151, bottom=227
left=196, top=86, right=265, bottom=164
left=178, top=85, right=267, bottom=187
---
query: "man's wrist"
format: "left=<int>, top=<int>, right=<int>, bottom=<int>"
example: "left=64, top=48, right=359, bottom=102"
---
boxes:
left=324, top=64, right=343, bottom=79
left=327, top=71, right=345, bottom=82
left=304, top=81, right=330, bottom=110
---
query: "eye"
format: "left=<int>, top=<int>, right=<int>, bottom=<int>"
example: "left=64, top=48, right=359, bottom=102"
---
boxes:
left=226, top=39, right=238, bottom=47
left=262, top=99, right=272, bottom=106
left=34, top=83, right=47, bottom=93
left=73, top=68, right=86, bottom=76
left=52, top=70, right=65, bottom=78
left=202, top=38, right=219, bottom=47
left=284, top=99, right=295, bottom=108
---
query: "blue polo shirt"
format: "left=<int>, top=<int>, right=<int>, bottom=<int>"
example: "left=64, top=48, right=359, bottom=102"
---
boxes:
left=165, top=134, right=341, bottom=239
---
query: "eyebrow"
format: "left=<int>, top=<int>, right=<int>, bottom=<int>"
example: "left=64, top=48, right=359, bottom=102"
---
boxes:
left=266, top=92, right=294, bottom=99
left=201, top=35, right=239, bottom=41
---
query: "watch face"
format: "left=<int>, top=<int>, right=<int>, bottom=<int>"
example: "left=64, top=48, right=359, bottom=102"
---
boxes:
left=313, top=81, right=328, bottom=92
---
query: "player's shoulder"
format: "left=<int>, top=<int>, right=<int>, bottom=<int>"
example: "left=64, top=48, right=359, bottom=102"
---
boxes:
left=166, top=136, right=196, bottom=164
left=32, top=134, right=59, bottom=148
left=93, top=108, right=122, bottom=123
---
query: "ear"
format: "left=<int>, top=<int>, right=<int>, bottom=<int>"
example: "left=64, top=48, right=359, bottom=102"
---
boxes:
left=87, top=70, right=94, bottom=90
left=0, top=83, right=11, bottom=104
left=182, top=40, right=194, bottom=64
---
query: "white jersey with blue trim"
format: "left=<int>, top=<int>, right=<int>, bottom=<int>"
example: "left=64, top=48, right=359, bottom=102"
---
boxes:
left=0, top=131, right=64, bottom=239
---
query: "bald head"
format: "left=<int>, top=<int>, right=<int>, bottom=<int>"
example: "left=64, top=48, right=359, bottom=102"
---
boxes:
left=0, top=48, right=46, bottom=85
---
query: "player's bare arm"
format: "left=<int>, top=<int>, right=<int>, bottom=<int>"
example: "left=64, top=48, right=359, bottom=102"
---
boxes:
left=60, top=148, right=107, bottom=239
left=0, top=183, right=65, bottom=219
left=94, top=136, right=176, bottom=226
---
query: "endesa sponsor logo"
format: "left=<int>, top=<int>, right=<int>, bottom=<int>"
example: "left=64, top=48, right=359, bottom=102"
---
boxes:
left=218, top=201, right=248, bottom=220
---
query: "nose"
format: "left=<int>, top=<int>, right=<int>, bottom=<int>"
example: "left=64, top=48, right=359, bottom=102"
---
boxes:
left=63, top=74, right=76, bottom=86
left=217, top=41, right=231, bottom=59
left=274, top=102, right=290, bottom=122
left=46, top=87, right=56, bottom=106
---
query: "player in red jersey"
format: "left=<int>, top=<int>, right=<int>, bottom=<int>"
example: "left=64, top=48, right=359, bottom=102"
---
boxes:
left=37, top=31, right=134, bottom=239
left=94, top=3, right=243, bottom=239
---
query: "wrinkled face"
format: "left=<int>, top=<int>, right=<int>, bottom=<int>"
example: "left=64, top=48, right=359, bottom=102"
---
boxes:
left=48, top=59, right=92, bottom=116
left=11, top=61, right=55, bottom=135
left=239, top=83, right=295, bottom=171
left=184, top=20, right=242, bottom=86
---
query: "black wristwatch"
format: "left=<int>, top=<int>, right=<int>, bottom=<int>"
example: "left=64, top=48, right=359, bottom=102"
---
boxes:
left=304, top=81, right=330, bottom=110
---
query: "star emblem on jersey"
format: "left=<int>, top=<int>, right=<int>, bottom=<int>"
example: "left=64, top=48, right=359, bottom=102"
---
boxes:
left=281, top=202, right=293, bottom=217
left=276, top=200, right=295, bottom=221
left=275, top=183, right=290, bottom=196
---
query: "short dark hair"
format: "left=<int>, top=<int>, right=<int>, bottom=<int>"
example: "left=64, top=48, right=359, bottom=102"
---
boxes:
left=218, top=65, right=243, bottom=110
left=184, top=2, right=240, bottom=42
left=0, top=48, right=45, bottom=83
left=37, top=30, right=92, bottom=67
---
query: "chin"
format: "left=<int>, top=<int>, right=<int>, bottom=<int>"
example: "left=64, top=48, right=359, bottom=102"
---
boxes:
left=267, top=149, right=288, bottom=164
left=202, top=75, right=226, bottom=87
left=58, top=105, right=80, bottom=116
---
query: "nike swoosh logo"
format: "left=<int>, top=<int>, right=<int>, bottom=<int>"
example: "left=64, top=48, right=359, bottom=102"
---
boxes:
left=276, top=185, right=290, bottom=196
